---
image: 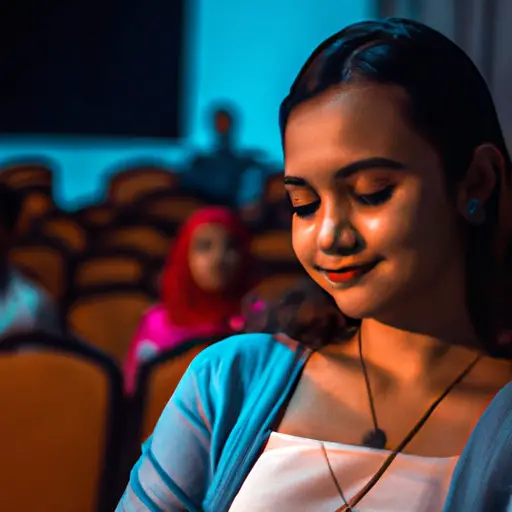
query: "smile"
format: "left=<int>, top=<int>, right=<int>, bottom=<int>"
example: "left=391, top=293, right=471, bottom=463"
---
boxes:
left=320, top=260, right=380, bottom=287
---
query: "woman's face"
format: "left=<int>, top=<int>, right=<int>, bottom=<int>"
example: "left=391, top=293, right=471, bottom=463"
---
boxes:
left=284, top=84, right=467, bottom=322
left=188, top=222, right=242, bottom=292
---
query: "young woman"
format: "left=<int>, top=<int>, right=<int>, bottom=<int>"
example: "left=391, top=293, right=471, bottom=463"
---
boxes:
left=117, top=18, right=512, bottom=511
left=123, top=206, right=253, bottom=395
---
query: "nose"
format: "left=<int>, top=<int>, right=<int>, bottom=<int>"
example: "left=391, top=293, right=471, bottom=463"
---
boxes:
left=317, top=205, right=362, bottom=256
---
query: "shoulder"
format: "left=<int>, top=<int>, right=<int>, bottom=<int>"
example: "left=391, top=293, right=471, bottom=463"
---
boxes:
left=142, top=303, right=167, bottom=320
left=480, top=381, right=512, bottom=422
left=141, top=333, right=309, bottom=508
left=194, top=332, right=303, bottom=365
left=136, top=304, right=168, bottom=331
left=188, top=332, right=308, bottom=390
left=445, top=382, right=512, bottom=511
left=153, top=333, right=307, bottom=452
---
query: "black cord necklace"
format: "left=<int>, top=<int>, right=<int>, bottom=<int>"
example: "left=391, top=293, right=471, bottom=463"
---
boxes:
left=358, top=328, right=387, bottom=449
left=321, top=328, right=483, bottom=512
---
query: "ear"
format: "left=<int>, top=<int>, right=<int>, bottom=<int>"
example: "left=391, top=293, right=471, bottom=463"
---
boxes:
left=456, top=144, right=502, bottom=222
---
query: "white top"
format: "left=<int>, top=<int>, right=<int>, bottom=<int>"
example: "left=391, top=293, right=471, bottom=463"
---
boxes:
left=230, top=432, right=458, bottom=512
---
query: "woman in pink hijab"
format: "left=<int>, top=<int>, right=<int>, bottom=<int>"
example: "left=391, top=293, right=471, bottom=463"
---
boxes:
left=124, top=206, right=254, bottom=395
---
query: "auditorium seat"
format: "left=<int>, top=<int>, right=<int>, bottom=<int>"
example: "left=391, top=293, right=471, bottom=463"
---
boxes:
left=66, top=283, right=156, bottom=363
left=107, top=165, right=179, bottom=205
left=0, top=331, right=123, bottom=512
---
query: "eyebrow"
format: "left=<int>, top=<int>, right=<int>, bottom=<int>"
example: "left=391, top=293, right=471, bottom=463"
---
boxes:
left=284, top=157, right=406, bottom=186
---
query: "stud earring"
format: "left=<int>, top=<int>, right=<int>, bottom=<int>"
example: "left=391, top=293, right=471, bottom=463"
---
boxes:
left=466, top=198, right=480, bottom=216
left=466, top=198, right=486, bottom=225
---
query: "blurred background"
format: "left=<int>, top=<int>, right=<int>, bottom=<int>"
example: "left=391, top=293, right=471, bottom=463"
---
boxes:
left=0, top=0, right=510, bottom=510
left=1, top=0, right=510, bottom=210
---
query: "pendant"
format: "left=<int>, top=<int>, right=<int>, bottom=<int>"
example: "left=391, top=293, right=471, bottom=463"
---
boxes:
left=362, top=428, right=387, bottom=449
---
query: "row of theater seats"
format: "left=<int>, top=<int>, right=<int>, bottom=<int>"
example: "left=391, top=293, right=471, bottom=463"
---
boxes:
left=0, top=330, right=217, bottom=512
left=11, top=210, right=299, bottom=301
left=9, top=217, right=302, bottom=365
left=1, top=161, right=304, bottom=367
left=0, top=160, right=291, bottom=237
left=3, top=160, right=295, bottom=289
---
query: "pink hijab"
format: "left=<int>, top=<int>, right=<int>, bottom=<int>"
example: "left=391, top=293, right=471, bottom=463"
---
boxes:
left=123, top=207, right=254, bottom=395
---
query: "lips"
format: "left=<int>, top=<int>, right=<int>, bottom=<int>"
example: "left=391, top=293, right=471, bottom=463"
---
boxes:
left=322, top=261, right=379, bottom=285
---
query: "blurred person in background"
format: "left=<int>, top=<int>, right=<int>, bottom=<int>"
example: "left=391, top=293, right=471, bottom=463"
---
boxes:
left=185, top=105, right=270, bottom=208
left=123, top=206, right=255, bottom=395
left=0, top=183, right=62, bottom=337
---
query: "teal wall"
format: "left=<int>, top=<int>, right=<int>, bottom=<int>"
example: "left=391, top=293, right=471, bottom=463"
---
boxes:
left=0, top=1, right=373, bottom=209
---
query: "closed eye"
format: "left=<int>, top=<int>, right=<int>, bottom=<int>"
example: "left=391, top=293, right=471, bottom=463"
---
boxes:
left=289, top=199, right=320, bottom=219
left=355, top=186, right=395, bottom=206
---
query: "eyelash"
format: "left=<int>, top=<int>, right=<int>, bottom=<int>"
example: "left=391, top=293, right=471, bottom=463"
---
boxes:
left=291, top=200, right=320, bottom=219
left=355, top=186, right=395, bottom=206
left=289, top=186, right=395, bottom=219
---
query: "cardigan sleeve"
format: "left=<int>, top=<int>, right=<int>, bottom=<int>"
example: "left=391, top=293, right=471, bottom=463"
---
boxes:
left=115, top=333, right=302, bottom=512
left=443, top=382, right=512, bottom=512
left=116, top=356, right=215, bottom=512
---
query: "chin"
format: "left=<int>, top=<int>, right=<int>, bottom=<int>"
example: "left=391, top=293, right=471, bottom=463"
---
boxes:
left=325, top=278, right=405, bottom=321
left=311, top=260, right=420, bottom=321
left=198, top=281, right=224, bottom=293
left=332, top=292, right=383, bottom=320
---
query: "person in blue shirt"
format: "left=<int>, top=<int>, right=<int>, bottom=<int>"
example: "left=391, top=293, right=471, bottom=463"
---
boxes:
left=117, top=18, right=512, bottom=511
left=0, top=183, right=62, bottom=338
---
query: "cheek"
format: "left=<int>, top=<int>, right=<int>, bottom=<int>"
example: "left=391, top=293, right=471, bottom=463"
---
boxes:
left=360, top=181, right=459, bottom=264
left=292, top=218, right=316, bottom=265
left=189, top=253, right=208, bottom=277
left=360, top=206, right=419, bottom=254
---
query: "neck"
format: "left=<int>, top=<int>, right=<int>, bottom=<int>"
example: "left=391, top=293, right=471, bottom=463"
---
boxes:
left=354, top=320, right=473, bottom=383
left=216, top=135, right=233, bottom=151
left=356, top=276, right=479, bottom=383
left=355, top=258, right=485, bottom=383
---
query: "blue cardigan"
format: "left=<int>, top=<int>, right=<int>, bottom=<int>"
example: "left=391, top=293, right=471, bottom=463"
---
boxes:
left=116, top=333, right=512, bottom=511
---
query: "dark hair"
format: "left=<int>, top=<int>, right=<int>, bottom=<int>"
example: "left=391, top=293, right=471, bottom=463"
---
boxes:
left=0, top=183, right=22, bottom=233
left=279, top=18, right=512, bottom=354
left=244, top=278, right=352, bottom=349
